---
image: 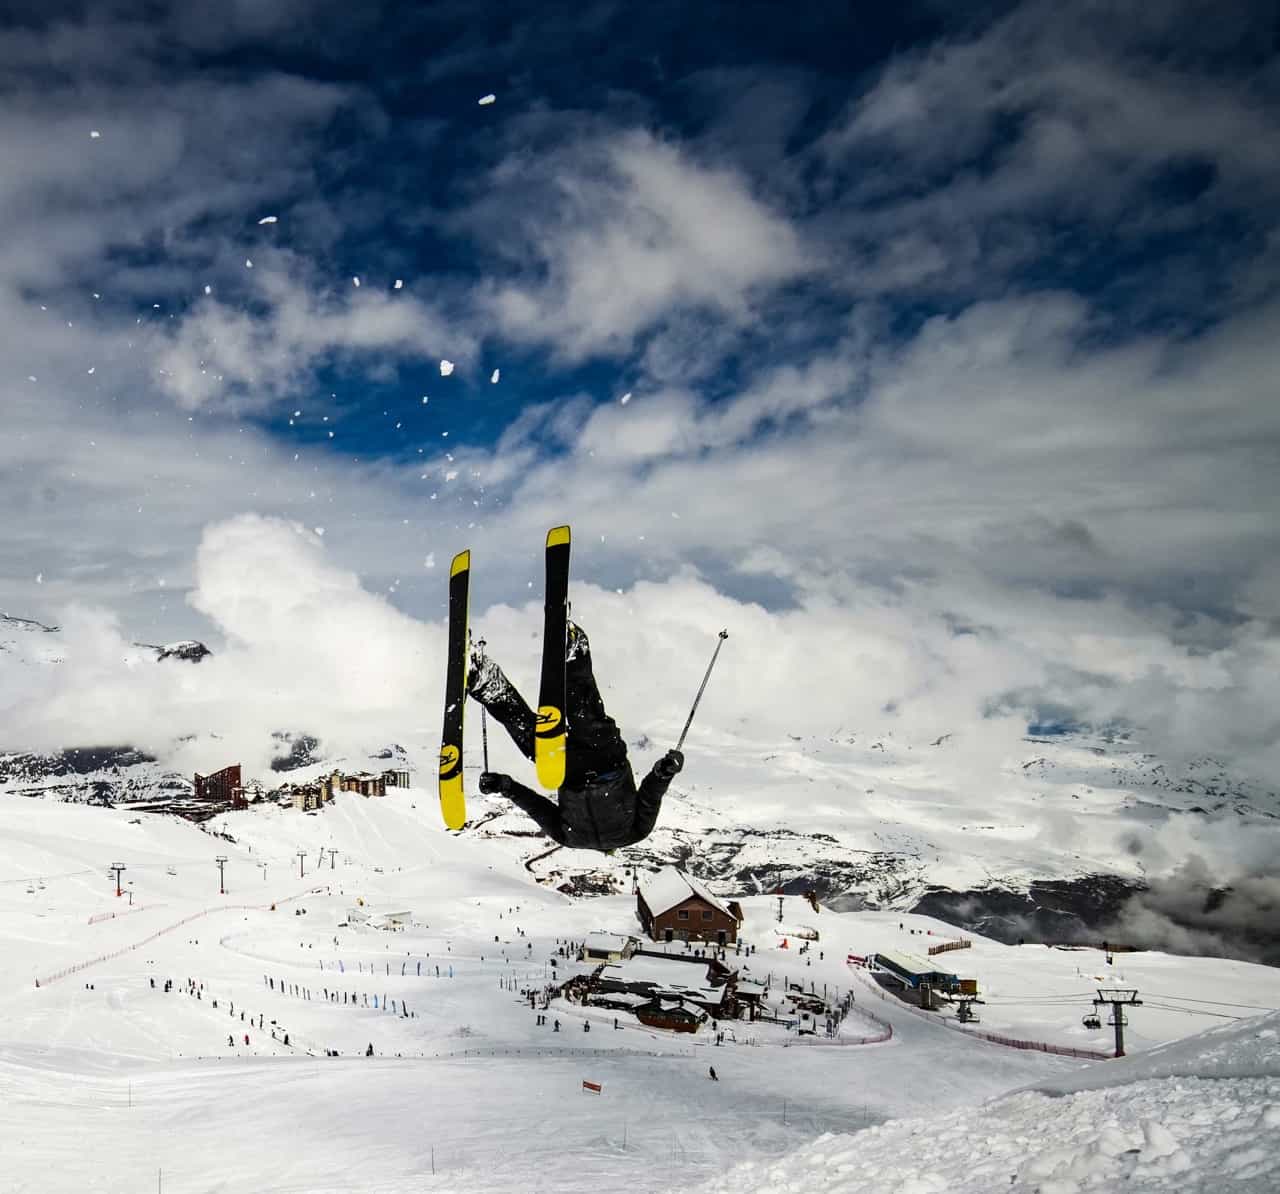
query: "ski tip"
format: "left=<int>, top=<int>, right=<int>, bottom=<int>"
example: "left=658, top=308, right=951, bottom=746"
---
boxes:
left=450, top=549, right=470, bottom=577
left=546, top=525, right=570, bottom=548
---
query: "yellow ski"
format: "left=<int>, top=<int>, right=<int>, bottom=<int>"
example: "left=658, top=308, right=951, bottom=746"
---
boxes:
left=535, top=526, right=570, bottom=789
left=438, top=549, right=470, bottom=829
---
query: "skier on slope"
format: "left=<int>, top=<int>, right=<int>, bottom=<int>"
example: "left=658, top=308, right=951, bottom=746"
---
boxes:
left=467, top=622, right=683, bottom=850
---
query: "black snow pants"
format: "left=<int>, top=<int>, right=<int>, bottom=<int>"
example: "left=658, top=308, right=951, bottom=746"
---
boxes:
left=469, top=623, right=630, bottom=836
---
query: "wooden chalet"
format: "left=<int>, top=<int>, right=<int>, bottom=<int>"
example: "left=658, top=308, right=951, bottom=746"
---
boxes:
left=636, top=866, right=742, bottom=945
left=579, top=932, right=637, bottom=964
left=635, top=998, right=704, bottom=1033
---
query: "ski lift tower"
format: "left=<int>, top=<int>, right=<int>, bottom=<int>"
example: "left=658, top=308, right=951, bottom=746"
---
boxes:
left=1094, top=988, right=1142, bottom=1057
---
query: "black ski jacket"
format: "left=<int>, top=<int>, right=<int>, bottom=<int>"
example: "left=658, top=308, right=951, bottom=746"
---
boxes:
left=496, top=761, right=673, bottom=851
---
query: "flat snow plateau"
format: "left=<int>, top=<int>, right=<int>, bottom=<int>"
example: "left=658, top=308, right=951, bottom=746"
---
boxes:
left=1, top=793, right=1277, bottom=1193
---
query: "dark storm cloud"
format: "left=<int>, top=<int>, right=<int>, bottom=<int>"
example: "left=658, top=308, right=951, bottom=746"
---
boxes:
left=1104, top=856, right=1280, bottom=966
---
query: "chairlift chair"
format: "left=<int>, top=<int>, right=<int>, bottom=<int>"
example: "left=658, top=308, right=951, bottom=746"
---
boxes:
left=1083, top=1012, right=1102, bottom=1030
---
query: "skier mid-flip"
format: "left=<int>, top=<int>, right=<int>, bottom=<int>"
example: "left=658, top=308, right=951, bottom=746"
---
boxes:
left=467, top=622, right=684, bottom=850
left=439, top=525, right=726, bottom=843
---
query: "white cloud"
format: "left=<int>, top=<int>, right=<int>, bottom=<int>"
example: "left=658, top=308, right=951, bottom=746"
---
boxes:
left=438, top=290, right=1280, bottom=778
left=478, top=129, right=810, bottom=360
left=154, top=265, right=473, bottom=411
left=0, top=516, right=442, bottom=769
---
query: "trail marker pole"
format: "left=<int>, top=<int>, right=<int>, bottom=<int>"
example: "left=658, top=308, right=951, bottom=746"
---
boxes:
left=676, top=630, right=729, bottom=751
left=215, top=856, right=227, bottom=895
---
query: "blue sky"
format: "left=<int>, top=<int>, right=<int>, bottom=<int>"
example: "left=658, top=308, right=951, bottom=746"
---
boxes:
left=1, top=0, right=1279, bottom=778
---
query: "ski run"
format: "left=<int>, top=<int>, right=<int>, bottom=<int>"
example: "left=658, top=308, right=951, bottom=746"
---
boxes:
left=1, top=791, right=1277, bottom=1193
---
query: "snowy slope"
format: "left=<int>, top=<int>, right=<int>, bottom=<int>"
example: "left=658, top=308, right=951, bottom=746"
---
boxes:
left=2, top=792, right=1278, bottom=1192
left=694, top=1013, right=1280, bottom=1194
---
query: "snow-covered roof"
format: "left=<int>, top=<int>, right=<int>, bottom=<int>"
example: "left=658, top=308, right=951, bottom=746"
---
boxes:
left=599, top=955, right=730, bottom=1006
left=637, top=866, right=734, bottom=919
left=583, top=931, right=631, bottom=953
left=876, top=950, right=956, bottom=978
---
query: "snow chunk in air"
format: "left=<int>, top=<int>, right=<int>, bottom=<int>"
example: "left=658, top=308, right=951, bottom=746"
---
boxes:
left=478, top=94, right=496, bottom=106
left=439, top=360, right=454, bottom=377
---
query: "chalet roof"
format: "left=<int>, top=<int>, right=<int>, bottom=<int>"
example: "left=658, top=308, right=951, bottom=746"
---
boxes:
left=605, top=953, right=714, bottom=988
left=875, top=950, right=958, bottom=980
left=583, top=931, right=632, bottom=953
left=637, top=866, right=734, bottom=920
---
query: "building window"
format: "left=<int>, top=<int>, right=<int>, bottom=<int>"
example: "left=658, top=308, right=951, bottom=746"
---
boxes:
left=701, top=910, right=713, bottom=920
left=678, top=910, right=689, bottom=920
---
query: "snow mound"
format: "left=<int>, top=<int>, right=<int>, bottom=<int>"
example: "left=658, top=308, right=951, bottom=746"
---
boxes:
left=693, top=1013, right=1280, bottom=1194
left=1029, top=1008, right=1280, bottom=1093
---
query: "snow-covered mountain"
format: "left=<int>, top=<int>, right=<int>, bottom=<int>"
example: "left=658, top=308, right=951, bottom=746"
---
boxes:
left=2, top=611, right=1277, bottom=964
left=0, top=611, right=63, bottom=662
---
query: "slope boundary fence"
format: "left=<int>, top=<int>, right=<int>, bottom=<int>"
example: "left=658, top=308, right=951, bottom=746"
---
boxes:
left=847, top=962, right=1111, bottom=1061
left=34, top=890, right=308, bottom=988
left=779, top=1005, right=893, bottom=1047
left=87, top=904, right=155, bottom=925
left=928, top=938, right=972, bottom=957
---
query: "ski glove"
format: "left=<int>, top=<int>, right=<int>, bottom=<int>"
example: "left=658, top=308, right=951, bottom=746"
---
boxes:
left=479, top=771, right=511, bottom=795
left=654, top=749, right=684, bottom=780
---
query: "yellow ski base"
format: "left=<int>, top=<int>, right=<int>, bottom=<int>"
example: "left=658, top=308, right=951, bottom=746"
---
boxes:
left=535, top=735, right=566, bottom=789
left=546, top=525, right=570, bottom=548
left=438, top=766, right=467, bottom=831
left=535, top=704, right=567, bottom=789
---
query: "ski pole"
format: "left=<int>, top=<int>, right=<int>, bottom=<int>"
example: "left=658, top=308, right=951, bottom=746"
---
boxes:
left=477, top=638, right=490, bottom=771
left=676, top=630, right=729, bottom=751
